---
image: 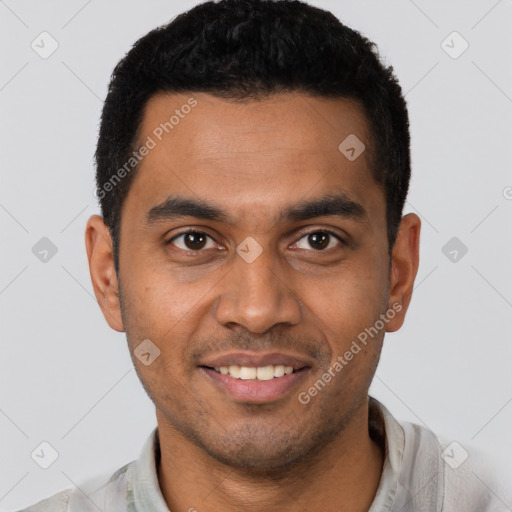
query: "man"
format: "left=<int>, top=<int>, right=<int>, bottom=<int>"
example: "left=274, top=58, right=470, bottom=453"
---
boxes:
left=19, top=0, right=511, bottom=510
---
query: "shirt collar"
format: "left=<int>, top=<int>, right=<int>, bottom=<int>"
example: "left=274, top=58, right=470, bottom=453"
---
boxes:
left=132, top=396, right=437, bottom=511
left=368, top=396, right=444, bottom=511
left=367, top=396, right=405, bottom=511
left=133, top=426, right=170, bottom=510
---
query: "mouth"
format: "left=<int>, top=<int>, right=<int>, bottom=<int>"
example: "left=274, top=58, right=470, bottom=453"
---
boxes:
left=198, top=352, right=312, bottom=403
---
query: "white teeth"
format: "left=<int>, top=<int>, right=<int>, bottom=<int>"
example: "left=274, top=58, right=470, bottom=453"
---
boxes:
left=214, top=364, right=298, bottom=380
left=256, top=365, right=275, bottom=381
left=239, top=366, right=257, bottom=379
left=274, top=365, right=285, bottom=377
left=229, top=365, right=241, bottom=378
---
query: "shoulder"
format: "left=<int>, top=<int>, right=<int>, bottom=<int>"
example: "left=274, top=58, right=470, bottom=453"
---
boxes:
left=436, top=433, right=512, bottom=511
left=403, top=421, right=512, bottom=511
left=16, top=488, right=72, bottom=512
left=15, top=461, right=135, bottom=512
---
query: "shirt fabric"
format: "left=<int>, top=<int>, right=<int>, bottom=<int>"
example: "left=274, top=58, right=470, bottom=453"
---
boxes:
left=17, top=397, right=512, bottom=511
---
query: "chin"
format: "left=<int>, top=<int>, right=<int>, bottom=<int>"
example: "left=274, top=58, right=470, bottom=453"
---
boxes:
left=191, top=419, right=342, bottom=476
left=202, top=438, right=307, bottom=474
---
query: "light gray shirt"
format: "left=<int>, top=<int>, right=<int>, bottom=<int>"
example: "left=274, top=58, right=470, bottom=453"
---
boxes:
left=17, top=397, right=512, bottom=511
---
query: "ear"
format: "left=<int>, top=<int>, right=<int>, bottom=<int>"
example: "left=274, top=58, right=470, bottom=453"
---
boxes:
left=85, top=215, right=125, bottom=332
left=385, top=213, right=421, bottom=332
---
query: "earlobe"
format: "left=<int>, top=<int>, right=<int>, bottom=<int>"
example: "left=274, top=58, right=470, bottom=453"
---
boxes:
left=385, top=213, right=421, bottom=332
left=85, top=215, right=125, bottom=332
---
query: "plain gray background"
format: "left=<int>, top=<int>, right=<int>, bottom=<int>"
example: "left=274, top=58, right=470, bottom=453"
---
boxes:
left=1, top=0, right=511, bottom=509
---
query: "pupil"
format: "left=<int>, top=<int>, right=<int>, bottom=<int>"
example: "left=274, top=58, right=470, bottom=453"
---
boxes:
left=186, top=232, right=206, bottom=250
left=309, top=232, right=329, bottom=250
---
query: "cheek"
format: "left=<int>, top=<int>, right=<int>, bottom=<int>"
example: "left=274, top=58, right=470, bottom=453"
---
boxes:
left=120, top=277, right=194, bottom=396
left=120, top=263, right=226, bottom=378
left=122, top=263, right=204, bottom=331
left=308, top=259, right=388, bottom=337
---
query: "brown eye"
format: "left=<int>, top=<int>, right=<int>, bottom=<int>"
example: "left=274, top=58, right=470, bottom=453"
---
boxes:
left=295, top=231, right=343, bottom=251
left=169, top=231, right=216, bottom=251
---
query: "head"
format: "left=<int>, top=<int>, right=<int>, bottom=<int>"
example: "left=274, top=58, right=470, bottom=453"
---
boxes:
left=86, top=0, right=420, bottom=473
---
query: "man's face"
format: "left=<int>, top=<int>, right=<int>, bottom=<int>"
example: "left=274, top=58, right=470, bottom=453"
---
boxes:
left=98, top=92, right=400, bottom=470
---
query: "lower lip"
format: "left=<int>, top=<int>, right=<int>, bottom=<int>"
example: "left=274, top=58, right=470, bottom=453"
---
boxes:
left=200, top=367, right=310, bottom=403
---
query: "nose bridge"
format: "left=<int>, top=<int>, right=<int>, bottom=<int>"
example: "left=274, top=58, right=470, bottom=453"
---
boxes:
left=215, top=239, right=301, bottom=333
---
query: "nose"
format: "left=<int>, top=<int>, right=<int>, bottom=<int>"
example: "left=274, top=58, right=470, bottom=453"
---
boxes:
left=214, top=244, right=302, bottom=334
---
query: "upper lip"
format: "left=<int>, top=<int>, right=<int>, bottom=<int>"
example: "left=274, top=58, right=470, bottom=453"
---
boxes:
left=199, top=351, right=312, bottom=371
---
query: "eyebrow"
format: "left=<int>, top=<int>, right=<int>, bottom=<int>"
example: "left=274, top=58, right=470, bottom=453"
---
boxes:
left=145, top=192, right=367, bottom=226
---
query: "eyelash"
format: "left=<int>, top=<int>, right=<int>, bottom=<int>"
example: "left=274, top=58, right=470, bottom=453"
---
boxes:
left=166, top=228, right=346, bottom=253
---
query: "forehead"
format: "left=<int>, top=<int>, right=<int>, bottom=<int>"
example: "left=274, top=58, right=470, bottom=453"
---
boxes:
left=125, top=91, right=383, bottom=228
left=141, top=91, right=370, bottom=161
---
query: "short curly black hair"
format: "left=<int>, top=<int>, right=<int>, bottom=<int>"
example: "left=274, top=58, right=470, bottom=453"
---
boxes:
left=95, top=0, right=411, bottom=272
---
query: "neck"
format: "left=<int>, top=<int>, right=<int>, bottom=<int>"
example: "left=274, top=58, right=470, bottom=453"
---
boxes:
left=156, top=398, right=384, bottom=512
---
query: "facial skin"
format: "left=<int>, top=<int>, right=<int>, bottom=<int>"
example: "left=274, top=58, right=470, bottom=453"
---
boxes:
left=86, top=91, right=420, bottom=511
